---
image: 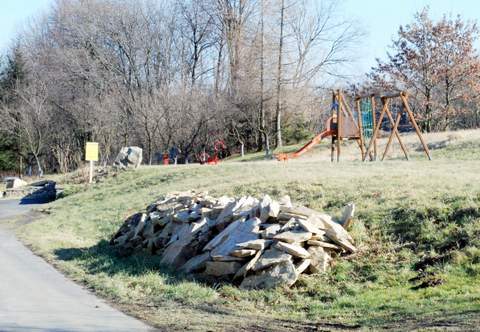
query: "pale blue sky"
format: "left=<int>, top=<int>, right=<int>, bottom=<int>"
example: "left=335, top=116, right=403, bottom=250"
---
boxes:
left=343, top=0, right=480, bottom=74
left=0, top=0, right=51, bottom=49
left=1, top=0, right=479, bottom=75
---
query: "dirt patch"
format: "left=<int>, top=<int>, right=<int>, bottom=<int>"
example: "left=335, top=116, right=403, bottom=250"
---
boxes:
left=0, top=210, right=45, bottom=231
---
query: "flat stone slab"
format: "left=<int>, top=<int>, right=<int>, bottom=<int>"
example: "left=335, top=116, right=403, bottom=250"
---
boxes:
left=261, top=224, right=281, bottom=239
left=252, top=248, right=292, bottom=271
left=240, top=261, right=298, bottom=290
left=274, top=241, right=310, bottom=259
left=209, top=218, right=260, bottom=260
left=230, top=249, right=257, bottom=257
left=324, top=230, right=357, bottom=253
left=236, top=239, right=272, bottom=251
left=298, top=218, right=325, bottom=235
left=340, top=203, right=355, bottom=228
left=295, top=259, right=311, bottom=274
left=259, top=195, right=280, bottom=222
left=307, top=240, right=342, bottom=250
left=308, top=246, right=332, bottom=273
left=273, top=230, right=312, bottom=243
left=179, top=252, right=211, bottom=273
left=234, top=250, right=263, bottom=280
left=204, top=261, right=242, bottom=276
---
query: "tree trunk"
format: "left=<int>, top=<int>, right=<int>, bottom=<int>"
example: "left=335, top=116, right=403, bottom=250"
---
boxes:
left=264, top=133, right=270, bottom=157
left=424, top=88, right=432, bottom=132
left=214, top=42, right=223, bottom=96
left=444, top=75, right=451, bottom=130
left=259, top=0, right=266, bottom=154
left=275, top=0, right=285, bottom=148
left=33, top=152, right=43, bottom=177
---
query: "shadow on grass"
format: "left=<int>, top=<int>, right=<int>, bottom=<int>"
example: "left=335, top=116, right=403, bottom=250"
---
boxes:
left=53, top=241, right=332, bottom=330
left=53, top=239, right=194, bottom=286
left=357, top=309, right=480, bottom=330
left=51, top=240, right=480, bottom=331
left=19, top=180, right=58, bottom=205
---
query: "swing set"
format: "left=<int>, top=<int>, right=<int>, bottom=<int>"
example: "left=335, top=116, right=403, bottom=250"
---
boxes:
left=276, top=90, right=432, bottom=162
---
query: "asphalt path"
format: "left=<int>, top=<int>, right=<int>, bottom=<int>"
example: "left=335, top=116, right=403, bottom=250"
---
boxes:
left=0, top=199, right=154, bottom=332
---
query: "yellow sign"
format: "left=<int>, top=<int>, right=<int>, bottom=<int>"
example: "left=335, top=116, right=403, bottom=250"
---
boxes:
left=85, top=142, right=99, bottom=161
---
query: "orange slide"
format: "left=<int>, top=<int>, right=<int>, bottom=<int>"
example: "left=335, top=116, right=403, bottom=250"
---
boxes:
left=276, top=129, right=334, bottom=161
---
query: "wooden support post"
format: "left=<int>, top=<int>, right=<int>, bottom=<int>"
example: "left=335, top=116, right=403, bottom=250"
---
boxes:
left=384, top=106, right=410, bottom=160
left=371, top=95, right=377, bottom=161
left=346, top=92, right=371, bottom=160
left=331, top=91, right=336, bottom=163
left=400, top=93, right=432, bottom=160
left=382, top=111, right=403, bottom=160
left=364, top=98, right=389, bottom=161
left=356, top=98, right=365, bottom=160
left=331, top=136, right=335, bottom=162
left=340, top=92, right=360, bottom=131
left=336, top=90, right=341, bottom=162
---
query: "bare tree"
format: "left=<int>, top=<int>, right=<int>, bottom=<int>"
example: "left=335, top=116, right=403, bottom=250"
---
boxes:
left=0, top=78, right=51, bottom=176
left=0, top=0, right=365, bottom=172
left=370, top=8, right=480, bottom=131
left=274, top=0, right=286, bottom=148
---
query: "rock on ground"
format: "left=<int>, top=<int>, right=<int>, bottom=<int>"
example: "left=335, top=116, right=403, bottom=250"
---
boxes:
left=240, top=261, right=298, bottom=290
left=5, top=177, right=27, bottom=189
left=113, top=146, right=143, bottom=170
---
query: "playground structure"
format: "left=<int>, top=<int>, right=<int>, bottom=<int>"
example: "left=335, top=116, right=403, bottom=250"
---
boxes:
left=276, top=90, right=432, bottom=162
left=198, top=140, right=227, bottom=165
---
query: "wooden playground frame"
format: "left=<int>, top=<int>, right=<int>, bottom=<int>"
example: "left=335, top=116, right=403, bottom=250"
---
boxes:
left=331, top=90, right=432, bottom=162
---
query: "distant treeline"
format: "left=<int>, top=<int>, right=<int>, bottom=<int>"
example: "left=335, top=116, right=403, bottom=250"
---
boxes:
left=0, top=2, right=478, bottom=174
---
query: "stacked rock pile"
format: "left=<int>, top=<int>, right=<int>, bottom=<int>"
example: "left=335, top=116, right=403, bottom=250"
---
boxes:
left=2, top=179, right=58, bottom=203
left=110, top=191, right=356, bottom=289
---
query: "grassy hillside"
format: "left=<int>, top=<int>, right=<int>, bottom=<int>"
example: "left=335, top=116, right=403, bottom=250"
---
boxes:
left=18, top=130, right=480, bottom=331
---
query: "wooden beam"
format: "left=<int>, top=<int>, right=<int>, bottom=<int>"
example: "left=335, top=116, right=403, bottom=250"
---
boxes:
left=371, top=95, right=377, bottom=160
left=363, top=98, right=389, bottom=161
left=400, top=93, right=432, bottom=160
left=383, top=106, right=410, bottom=160
left=355, top=93, right=376, bottom=100
left=356, top=98, right=365, bottom=160
left=331, top=136, right=335, bottom=162
left=356, top=96, right=375, bottom=161
left=380, top=92, right=403, bottom=99
left=331, top=91, right=336, bottom=163
left=340, top=91, right=370, bottom=160
left=382, top=110, right=403, bottom=160
left=336, top=90, right=342, bottom=162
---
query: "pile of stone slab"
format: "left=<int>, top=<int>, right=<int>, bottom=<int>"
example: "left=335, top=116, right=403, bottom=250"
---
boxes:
left=2, top=179, right=58, bottom=203
left=110, top=191, right=356, bottom=289
left=3, top=177, right=28, bottom=189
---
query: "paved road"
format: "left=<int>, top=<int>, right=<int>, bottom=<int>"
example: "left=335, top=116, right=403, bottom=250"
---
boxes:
left=0, top=199, right=154, bottom=332
left=0, top=199, right=41, bottom=220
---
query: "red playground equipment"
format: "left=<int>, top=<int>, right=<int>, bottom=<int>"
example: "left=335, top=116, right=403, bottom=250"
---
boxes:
left=198, top=140, right=227, bottom=165
left=276, top=118, right=335, bottom=161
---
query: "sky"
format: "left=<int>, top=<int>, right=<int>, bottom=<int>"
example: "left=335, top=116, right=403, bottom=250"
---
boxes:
left=0, top=0, right=51, bottom=49
left=343, top=0, right=480, bottom=75
left=1, top=0, right=480, bottom=76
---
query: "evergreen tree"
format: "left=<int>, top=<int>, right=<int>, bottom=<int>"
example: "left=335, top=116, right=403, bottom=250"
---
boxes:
left=0, top=44, right=27, bottom=103
left=0, top=44, right=27, bottom=171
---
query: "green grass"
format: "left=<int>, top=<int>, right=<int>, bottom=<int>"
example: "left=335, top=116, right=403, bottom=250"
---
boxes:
left=224, top=143, right=308, bottom=162
left=18, top=133, right=480, bottom=331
